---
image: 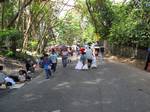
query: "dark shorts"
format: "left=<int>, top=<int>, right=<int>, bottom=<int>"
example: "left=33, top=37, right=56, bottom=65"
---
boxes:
left=87, top=59, right=92, bottom=64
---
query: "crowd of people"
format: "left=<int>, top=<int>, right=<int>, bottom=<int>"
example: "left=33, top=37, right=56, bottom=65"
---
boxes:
left=75, top=44, right=104, bottom=70
left=38, top=43, right=105, bottom=79
left=1, top=43, right=150, bottom=89
left=0, top=43, right=104, bottom=87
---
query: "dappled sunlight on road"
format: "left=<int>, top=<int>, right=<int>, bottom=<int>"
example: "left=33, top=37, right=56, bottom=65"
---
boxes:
left=23, top=93, right=43, bottom=102
left=52, top=78, right=104, bottom=90
left=82, top=78, right=104, bottom=85
left=53, top=82, right=71, bottom=90
left=71, top=99, right=100, bottom=106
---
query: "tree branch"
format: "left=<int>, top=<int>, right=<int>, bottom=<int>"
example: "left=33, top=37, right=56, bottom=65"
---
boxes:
left=7, top=0, right=33, bottom=28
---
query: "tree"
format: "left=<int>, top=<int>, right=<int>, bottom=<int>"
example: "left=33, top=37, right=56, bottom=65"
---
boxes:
left=85, top=0, right=114, bottom=39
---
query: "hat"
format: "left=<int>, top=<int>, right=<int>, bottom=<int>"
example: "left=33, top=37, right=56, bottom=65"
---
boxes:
left=80, top=48, right=85, bottom=53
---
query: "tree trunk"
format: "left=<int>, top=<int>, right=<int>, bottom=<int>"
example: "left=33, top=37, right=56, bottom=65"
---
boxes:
left=36, top=33, right=48, bottom=54
left=36, top=36, right=44, bottom=53
left=10, top=37, right=17, bottom=55
left=40, top=36, right=48, bottom=53
left=22, top=14, right=32, bottom=51
left=85, top=0, right=98, bottom=33
left=7, top=0, right=33, bottom=28
left=104, top=40, right=109, bottom=53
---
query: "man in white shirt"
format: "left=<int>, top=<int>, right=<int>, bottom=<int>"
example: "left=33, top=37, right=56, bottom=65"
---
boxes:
left=50, top=49, right=58, bottom=72
left=86, top=47, right=93, bottom=68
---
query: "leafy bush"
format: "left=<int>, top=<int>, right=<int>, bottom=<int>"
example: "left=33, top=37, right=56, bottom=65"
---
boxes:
left=109, top=1, right=150, bottom=48
left=0, top=29, right=23, bottom=48
left=0, top=50, right=14, bottom=57
left=5, top=51, right=14, bottom=57
left=28, top=40, right=38, bottom=51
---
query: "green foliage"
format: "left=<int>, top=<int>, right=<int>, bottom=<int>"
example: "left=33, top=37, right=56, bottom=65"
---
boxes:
left=82, top=24, right=95, bottom=43
left=0, top=50, right=15, bottom=57
left=85, top=0, right=114, bottom=39
left=56, top=11, right=82, bottom=45
left=142, top=0, right=150, bottom=12
left=28, top=40, right=38, bottom=51
left=0, top=29, right=22, bottom=41
left=0, top=0, right=149, bottom=58
left=109, top=0, right=150, bottom=48
left=0, top=29, right=22, bottom=39
left=0, top=29, right=23, bottom=50
left=5, top=50, right=14, bottom=57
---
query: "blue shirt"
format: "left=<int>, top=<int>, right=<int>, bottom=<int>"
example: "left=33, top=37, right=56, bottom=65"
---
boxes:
left=43, top=58, right=52, bottom=70
left=148, top=48, right=150, bottom=52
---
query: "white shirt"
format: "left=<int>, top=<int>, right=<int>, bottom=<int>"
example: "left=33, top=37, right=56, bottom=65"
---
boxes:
left=86, top=49, right=93, bottom=59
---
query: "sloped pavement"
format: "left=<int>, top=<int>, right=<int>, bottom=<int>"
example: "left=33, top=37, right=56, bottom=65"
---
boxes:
left=0, top=60, right=150, bottom=112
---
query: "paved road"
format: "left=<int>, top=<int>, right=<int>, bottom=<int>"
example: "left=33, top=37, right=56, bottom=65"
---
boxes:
left=0, top=60, right=150, bottom=112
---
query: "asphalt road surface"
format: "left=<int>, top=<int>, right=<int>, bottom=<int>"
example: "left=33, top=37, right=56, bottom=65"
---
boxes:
left=0, top=60, right=150, bottom=112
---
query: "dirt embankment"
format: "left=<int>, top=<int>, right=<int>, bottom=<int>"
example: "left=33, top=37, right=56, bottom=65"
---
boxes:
left=0, top=56, right=25, bottom=75
left=106, top=54, right=146, bottom=71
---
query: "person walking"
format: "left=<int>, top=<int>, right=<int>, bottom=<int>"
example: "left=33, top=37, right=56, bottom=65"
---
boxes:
left=86, top=46, right=93, bottom=68
left=68, top=47, right=73, bottom=63
left=61, top=48, right=69, bottom=68
left=80, top=51, right=87, bottom=66
left=100, top=46, right=105, bottom=64
left=144, top=48, right=150, bottom=71
left=50, top=49, right=58, bottom=72
left=42, top=54, right=52, bottom=79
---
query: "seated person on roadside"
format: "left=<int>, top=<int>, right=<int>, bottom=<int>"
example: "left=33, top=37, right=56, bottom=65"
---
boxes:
left=25, top=58, right=36, bottom=72
left=0, top=65, right=16, bottom=86
left=0, top=65, right=20, bottom=82
left=18, top=69, right=31, bottom=82
left=0, top=65, right=6, bottom=85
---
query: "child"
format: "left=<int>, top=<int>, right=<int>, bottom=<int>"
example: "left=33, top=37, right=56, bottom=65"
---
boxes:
left=18, top=70, right=31, bottom=82
left=42, top=54, right=52, bottom=79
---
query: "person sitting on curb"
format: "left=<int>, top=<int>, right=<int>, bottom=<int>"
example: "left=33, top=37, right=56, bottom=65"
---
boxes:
left=18, top=69, right=31, bottom=82
left=0, top=65, right=15, bottom=88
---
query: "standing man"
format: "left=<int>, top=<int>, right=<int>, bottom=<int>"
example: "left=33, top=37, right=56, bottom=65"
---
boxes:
left=50, top=49, right=58, bottom=72
left=144, top=48, right=150, bottom=71
left=42, top=54, right=52, bottom=79
left=100, top=46, right=105, bottom=64
left=86, top=46, right=93, bottom=68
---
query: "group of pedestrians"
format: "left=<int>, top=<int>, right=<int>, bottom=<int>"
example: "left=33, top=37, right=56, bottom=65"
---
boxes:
left=75, top=45, right=102, bottom=70
left=39, top=47, right=74, bottom=79
left=39, top=44, right=105, bottom=78
left=39, top=49, right=58, bottom=79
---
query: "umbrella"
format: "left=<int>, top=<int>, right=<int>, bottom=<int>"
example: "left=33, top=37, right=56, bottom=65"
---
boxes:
left=58, top=45, right=67, bottom=50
